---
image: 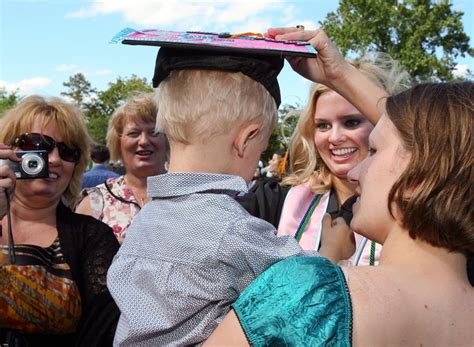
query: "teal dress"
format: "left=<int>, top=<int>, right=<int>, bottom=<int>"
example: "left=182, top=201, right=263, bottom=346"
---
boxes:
left=233, top=256, right=352, bottom=346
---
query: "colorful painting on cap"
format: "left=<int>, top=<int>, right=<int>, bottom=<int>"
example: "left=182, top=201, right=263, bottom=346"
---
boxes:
left=111, top=28, right=317, bottom=57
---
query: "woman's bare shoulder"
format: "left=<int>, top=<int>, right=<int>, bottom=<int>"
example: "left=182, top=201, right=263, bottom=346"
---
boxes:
left=344, top=266, right=474, bottom=346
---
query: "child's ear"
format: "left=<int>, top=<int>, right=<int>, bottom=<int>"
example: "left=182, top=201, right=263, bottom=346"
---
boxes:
left=234, top=124, right=260, bottom=158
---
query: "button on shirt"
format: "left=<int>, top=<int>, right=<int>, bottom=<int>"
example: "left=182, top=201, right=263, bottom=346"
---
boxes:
left=107, top=172, right=308, bottom=346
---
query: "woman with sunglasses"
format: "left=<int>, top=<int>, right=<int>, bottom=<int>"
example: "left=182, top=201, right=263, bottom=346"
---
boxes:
left=205, top=28, right=473, bottom=346
left=0, top=95, right=119, bottom=346
left=76, top=93, right=168, bottom=244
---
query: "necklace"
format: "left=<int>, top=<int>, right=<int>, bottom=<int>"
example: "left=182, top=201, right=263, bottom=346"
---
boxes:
left=123, top=175, right=147, bottom=207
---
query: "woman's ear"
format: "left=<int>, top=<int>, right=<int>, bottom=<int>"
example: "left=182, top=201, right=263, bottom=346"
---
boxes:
left=234, top=124, right=260, bottom=158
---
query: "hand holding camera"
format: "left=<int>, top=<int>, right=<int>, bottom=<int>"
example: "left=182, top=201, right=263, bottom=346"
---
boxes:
left=0, top=145, right=20, bottom=218
left=0, top=132, right=81, bottom=180
left=0, top=150, right=49, bottom=179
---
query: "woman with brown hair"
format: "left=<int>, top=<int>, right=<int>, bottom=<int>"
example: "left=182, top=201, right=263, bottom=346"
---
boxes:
left=205, top=28, right=473, bottom=346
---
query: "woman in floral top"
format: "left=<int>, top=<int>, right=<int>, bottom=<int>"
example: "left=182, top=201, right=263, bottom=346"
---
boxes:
left=76, top=93, right=168, bottom=243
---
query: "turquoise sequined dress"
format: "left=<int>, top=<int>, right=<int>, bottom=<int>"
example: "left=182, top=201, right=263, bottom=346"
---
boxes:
left=233, top=256, right=352, bottom=346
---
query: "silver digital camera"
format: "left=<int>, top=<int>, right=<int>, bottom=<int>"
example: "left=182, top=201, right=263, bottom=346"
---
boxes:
left=0, top=150, right=49, bottom=179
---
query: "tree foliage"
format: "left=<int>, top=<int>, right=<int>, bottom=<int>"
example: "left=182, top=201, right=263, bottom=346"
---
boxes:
left=59, top=74, right=153, bottom=144
left=61, top=73, right=96, bottom=107
left=262, top=104, right=301, bottom=162
left=321, top=0, right=473, bottom=82
left=0, top=88, right=20, bottom=116
left=85, top=75, right=153, bottom=144
left=92, top=75, right=154, bottom=117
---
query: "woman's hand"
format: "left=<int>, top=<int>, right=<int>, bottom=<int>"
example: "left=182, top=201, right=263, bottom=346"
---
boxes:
left=266, top=26, right=387, bottom=124
left=0, top=145, right=18, bottom=218
left=266, top=27, right=354, bottom=89
left=318, top=214, right=355, bottom=263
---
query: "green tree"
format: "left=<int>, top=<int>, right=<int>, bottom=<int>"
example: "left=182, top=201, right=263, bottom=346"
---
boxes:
left=94, top=75, right=153, bottom=116
left=61, top=73, right=96, bottom=108
left=321, top=0, right=473, bottom=82
left=85, top=75, right=153, bottom=144
left=0, top=88, right=20, bottom=115
left=263, top=104, right=302, bottom=162
left=86, top=111, right=110, bottom=145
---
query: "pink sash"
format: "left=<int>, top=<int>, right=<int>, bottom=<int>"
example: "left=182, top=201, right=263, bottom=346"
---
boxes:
left=278, top=183, right=382, bottom=265
left=277, top=184, right=330, bottom=251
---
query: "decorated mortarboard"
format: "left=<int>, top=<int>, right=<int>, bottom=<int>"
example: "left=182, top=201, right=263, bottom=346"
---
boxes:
left=111, top=28, right=317, bottom=107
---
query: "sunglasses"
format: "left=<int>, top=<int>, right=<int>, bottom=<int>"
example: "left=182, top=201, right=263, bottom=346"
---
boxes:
left=12, top=133, right=81, bottom=163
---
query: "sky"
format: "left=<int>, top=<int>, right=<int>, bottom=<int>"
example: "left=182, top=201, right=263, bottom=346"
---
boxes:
left=1, top=0, right=473, bottom=107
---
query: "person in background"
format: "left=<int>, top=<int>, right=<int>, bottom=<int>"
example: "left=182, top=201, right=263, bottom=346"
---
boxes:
left=76, top=93, right=168, bottom=243
left=278, top=55, right=409, bottom=265
left=261, top=149, right=285, bottom=178
left=81, top=144, right=119, bottom=189
left=205, top=27, right=474, bottom=347
left=251, top=160, right=264, bottom=183
left=0, top=95, right=119, bottom=346
left=240, top=149, right=289, bottom=226
left=109, top=161, right=126, bottom=175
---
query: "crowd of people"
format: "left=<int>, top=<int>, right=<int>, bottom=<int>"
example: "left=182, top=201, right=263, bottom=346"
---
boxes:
left=0, top=25, right=472, bottom=346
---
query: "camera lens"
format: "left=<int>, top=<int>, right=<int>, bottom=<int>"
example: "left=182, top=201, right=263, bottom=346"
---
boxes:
left=21, top=153, right=45, bottom=176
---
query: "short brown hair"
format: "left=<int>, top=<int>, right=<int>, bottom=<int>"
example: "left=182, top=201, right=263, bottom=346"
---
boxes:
left=387, top=82, right=473, bottom=256
left=0, top=95, right=91, bottom=207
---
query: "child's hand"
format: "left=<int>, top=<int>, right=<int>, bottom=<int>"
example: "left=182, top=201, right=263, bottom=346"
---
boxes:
left=318, top=213, right=355, bottom=263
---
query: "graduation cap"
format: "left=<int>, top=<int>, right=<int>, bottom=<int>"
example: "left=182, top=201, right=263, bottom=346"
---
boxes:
left=111, top=28, right=317, bottom=107
left=153, top=47, right=284, bottom=106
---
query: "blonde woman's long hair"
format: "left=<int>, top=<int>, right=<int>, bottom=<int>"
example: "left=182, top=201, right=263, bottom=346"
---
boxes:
left=283, top=53, right=409, bottom=193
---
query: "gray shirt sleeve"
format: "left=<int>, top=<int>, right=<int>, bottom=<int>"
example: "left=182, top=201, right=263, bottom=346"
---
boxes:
left=219, top=216, right=312, bottom=294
